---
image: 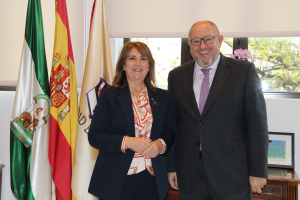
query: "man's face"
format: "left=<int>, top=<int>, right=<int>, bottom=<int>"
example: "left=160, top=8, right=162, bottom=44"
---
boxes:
left=188, top=22, right=223, bottom=68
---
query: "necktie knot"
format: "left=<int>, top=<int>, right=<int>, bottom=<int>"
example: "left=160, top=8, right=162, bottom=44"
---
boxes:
left=201, top=68, right=211, bottom=76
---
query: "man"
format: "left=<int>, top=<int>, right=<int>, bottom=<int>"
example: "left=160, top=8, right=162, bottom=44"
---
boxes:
left=166, top=21, right=269, bottom=199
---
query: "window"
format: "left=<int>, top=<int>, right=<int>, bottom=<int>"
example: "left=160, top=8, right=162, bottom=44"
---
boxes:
left=124, top=37, right=300, bottom=96
left=129, top=38, right=181, bottom=89
left=127, top=38, right=233, bottom=89
left=221, top=38, right=233, bottom=57
left=249, top=37, right=300, bottom=92
left=221, top=37, right=300, bottom=93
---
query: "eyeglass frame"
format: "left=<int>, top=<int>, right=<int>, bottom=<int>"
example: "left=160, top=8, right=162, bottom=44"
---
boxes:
left=189, top=34, right=220, bottom=46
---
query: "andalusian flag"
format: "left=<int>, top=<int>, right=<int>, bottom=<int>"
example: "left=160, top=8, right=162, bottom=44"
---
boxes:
left=10, top=0, right=52, bottom=199
left=49, top=0, right=78, bottom=199
left=72, top=0, right=113, bottom=199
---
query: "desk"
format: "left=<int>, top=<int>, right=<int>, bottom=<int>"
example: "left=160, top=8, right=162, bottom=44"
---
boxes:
left=0, top=164, right=4, bottom=200
left=164, top=168, right=300, bottom=200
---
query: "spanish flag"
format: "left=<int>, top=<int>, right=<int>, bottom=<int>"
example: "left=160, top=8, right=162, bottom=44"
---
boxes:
left=49, top=0, right=78, bottom=199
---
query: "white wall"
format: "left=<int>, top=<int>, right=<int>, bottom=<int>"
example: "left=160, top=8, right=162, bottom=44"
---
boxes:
left=265, top=98, right=300, bottom=197
left=0, top=91, right=16, bottom=200
left=0, top=0, right=84, bottom=87
left=266, top=98, right=300, bottom=173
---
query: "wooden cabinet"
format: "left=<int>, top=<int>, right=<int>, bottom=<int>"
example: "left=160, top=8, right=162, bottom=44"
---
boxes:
left=164, top=168, right=300, bottom=200
left=0, top=164, right=4, bottom=200
left=253, top=168, right=300, bottom=200
left=164, top=186, right=180, bottom=200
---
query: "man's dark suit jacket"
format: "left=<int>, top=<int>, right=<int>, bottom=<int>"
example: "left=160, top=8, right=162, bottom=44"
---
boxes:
left=166, top=54, right=269, bottom=195
left=88, top=84, right=175, bottom=200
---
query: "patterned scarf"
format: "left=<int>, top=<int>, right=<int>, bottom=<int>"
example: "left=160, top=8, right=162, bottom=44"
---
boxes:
left=127, top=86, right=154, bottom=175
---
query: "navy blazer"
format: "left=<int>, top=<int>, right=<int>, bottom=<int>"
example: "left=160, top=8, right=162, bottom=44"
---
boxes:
left=88, top=84, right=175, bottom=200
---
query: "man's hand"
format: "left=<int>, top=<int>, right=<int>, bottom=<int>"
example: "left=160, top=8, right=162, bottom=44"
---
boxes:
left=168, top=172, right=179, bottom=190
left=143, top=140, right=162, bottom=158
left=249, top=176, right=267, bottom=194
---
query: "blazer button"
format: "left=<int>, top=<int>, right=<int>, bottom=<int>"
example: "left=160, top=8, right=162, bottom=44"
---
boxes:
left=199, top=122, right=203, bottom=125
left=197, top=142, right=200, bottom=145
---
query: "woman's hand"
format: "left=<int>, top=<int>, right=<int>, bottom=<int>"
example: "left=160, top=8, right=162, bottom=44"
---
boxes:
left=142, top=140, right=162, bottom=158
left=125, top=137, right=152, bottom=154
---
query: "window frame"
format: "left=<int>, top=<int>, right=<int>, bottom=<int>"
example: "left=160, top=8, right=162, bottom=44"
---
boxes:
left=0, top=86, right=16, bottom=91
left=233, top=37, right=300, bottom=98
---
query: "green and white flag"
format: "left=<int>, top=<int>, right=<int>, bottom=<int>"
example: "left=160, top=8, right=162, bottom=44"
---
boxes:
left=10, top=0, right=52, bottom=199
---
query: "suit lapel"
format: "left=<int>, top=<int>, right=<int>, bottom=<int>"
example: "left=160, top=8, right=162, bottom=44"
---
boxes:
left=147, top=86, right=159, bottom=139
left=184, top=61, right=202, bottom=119
left=117, top=85, right=135, bottom=137
left=200, top=55, right=231, bottom=119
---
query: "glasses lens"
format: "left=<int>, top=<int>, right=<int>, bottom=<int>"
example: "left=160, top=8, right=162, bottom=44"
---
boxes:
left=192, top=39, right=201, bottom=46
left=204, top=37, right=214, bottom=44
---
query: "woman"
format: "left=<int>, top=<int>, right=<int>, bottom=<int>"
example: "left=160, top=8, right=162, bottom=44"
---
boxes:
left=88, top=42, right=175, bottom=200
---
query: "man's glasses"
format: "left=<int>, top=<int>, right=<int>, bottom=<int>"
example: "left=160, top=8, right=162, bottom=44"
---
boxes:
left=189, top=34, right=219, bottom=46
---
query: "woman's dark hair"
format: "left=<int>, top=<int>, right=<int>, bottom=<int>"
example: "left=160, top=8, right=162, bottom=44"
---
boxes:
left=112, top=42, right=156, bottom=91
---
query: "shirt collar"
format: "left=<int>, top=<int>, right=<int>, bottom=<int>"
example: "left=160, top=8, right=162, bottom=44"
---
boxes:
left=194, top=54, right=221, bottom=72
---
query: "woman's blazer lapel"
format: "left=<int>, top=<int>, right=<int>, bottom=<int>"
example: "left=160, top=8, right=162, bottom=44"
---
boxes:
left=147, top=86, right=160, bottom=140
left=117, top=85, right=135, bottom=137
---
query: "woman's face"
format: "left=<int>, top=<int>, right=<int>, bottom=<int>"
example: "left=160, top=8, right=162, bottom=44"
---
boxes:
left=124, top=48, right=150, bottom=85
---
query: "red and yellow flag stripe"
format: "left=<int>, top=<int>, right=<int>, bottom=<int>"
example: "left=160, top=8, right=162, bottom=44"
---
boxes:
left=49, top=0, right=78, bottom=199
